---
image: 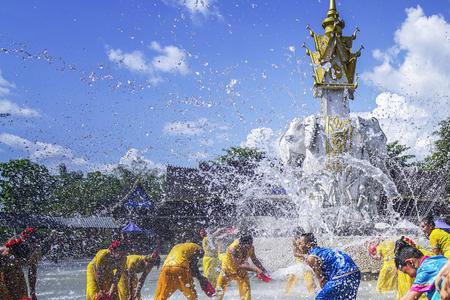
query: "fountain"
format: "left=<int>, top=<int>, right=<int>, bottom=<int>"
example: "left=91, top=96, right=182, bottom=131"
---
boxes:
left=188, top=1, right=430, bottom=284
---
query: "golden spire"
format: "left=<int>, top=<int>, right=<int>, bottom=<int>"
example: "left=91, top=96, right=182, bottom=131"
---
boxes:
left=322, top=0, right=345, bottom=35
left=304, top=0, right=362, bottom=99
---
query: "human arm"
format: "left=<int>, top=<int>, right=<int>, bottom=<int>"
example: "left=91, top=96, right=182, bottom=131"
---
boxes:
left=190, top=250, right=210, bottom=291
left=109, top=259, right=126, bottom=297
left=399, top=290, right=422, bottom=300
left=249, top=248, right=267, bottom=274
left=305, top=255, right=325, bottom=288
left=133, top=256, right=159, bottom=299
left=436, top=261, right=450, bottom=293
left=229, top=246, right=262, bottom=274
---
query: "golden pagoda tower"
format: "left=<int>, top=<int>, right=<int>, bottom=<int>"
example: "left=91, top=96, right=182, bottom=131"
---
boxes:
left=304, top=0, right=363, bottom=156
left=304, top=0, right=363, bottom=116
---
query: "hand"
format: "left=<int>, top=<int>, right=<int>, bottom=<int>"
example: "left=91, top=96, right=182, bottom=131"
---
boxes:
left=436, top=262, right=450, bottom=292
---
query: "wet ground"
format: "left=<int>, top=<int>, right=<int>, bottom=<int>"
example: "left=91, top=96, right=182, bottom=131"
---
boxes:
left=34, top=260, right=395, bottom=300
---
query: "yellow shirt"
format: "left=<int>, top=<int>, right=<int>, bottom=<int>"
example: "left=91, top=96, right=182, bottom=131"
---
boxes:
left=430, top=228, right=450, bottom=256
left=90, top=249, right=124, bottom=292
left=126, top=255, right=146, bottom=274
left=202, top=236, right=218, bottom=258
left=377, top=240, right=395, bottom=261
left=221, top=239, right=254, bottom=274
left=163, top=243, right=203, bottom=269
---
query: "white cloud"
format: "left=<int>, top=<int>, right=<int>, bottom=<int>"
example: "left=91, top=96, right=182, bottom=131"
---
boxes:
left=163, top=0, right=221, bottom=19
left=107, top=42, right=189, bottom=84
left=107, top=49, right=150, bottom=73
left=362, top=6, right=450, bottom=158
left=163, top=118, right=210, bottom=136
left=0, top=99, right=40, bottom=117
left=241, top=127, right=279, bottom=155
left=118, top=148, right=165, bottom=173
left=0, top=133, right=87, bottom=165
left=0, top=71, right=39, bottom=118
left=150, top=42, right=189, bottom=75
left=0, top=70, right=15, bottom=96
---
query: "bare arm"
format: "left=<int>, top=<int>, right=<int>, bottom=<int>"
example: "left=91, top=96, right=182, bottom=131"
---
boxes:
left=190, top=251, right=208, bottom=286
left=228, top=247, right=260, bottom=273
left=109, top=262, right=125, bottom=296
left=134, top=259, right=157, bottom=299
left=399, top=290, right=422, bottom=300
left=305, top=256, right=325, bottom=288
left=436, top=261, right=450, bottom=292
left=250, top=248, right=267, bottom=274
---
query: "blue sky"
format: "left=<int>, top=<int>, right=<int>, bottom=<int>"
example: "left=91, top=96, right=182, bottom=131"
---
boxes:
left=0, top=0, right=449, bottom=171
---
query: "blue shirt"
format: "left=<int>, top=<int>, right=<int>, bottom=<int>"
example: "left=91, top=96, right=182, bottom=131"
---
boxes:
left=308, top=246, right=359, bottom=281
left=412, top=255, right=448, bottom=300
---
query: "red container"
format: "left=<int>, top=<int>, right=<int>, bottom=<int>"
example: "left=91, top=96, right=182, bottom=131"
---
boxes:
left=256, top=273, right=272, bottom=283
left=202, top=281, right=216, bottom=297
left=368, top=242, right=378, bottom=256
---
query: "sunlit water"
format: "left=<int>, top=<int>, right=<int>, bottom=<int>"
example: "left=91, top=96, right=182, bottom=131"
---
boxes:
left=35, top=260, right=393, bottom=300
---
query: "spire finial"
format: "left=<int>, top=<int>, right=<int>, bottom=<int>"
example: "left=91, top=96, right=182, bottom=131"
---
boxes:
left=329, top=0, right=336, bottom=12
left=322, top=0, right=345, bottom=34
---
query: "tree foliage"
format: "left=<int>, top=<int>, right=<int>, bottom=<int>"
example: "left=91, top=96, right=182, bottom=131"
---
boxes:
left=217, top=146, right=264, bottom=166
left=387, top=141, right=415, bottom=167
left=0, top=159, right=56, bottom=214
left=422, top=118, right=450, bottom=196
left=0, top=159, right=164, bottom=216
left=423, top=118, right=450, bottom=171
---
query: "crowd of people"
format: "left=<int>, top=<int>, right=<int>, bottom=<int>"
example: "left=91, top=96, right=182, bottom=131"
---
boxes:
left=368, top=216, right=450, bottom=300
left=0, top=215, right=450, bottom=300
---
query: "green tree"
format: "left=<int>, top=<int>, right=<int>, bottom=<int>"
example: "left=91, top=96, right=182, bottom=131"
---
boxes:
left=387, top=141, right=415, bottom=167
left=217, top=146, right=264, bottom=166
left=53, top=165, right=124, bottom=216
left=113, top=165, right=164, bottom=201
left=422, top=118, right=450, bottom=196
left=0, top=159, right=56, bottom=214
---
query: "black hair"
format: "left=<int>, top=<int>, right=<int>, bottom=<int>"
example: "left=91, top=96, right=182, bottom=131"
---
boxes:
left=394, top=239, right=423, bottom=269
left=420, top=215, right=435, bottom=227
left=294, top=227, right=306, bottom=238
left=294, top=227, right=317, bottom=247
left=239, top=232, right=253, bottom=245
left=302, top=233, right=318, bottom=247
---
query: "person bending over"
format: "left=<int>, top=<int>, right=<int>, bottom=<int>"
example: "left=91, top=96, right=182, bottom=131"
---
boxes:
left=293, top=229, right=361, bottom=300
left=394, top=238, right=447, bottom=300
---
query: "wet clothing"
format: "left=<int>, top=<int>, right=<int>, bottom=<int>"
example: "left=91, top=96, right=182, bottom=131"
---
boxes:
left=162, top=243, right=203, bottom=269
left=216, top=271, right=251, bottom=300
left=411, top=255, right=448, bottom=300
left=376, top=240, right=397, bottom=293
left=285, top=257, right=316, bottom=295
left=216, top=239, right=254, bottom=300
left=117, top=255, right=147, bottom=300
left=397, top=245, right=432, bottom=300
left=202, top=236, right=220, bottom=285
left=430, top=229, right=450, bottom=258
left=316, top=271, right=361, bottom=300
left=308, top=246, right=360, bottom=300
left=154, top=243, right=203, bottom=300
left=154, top=266, right=198, bottom=300
left=86, top=249, right=126, bottom=300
